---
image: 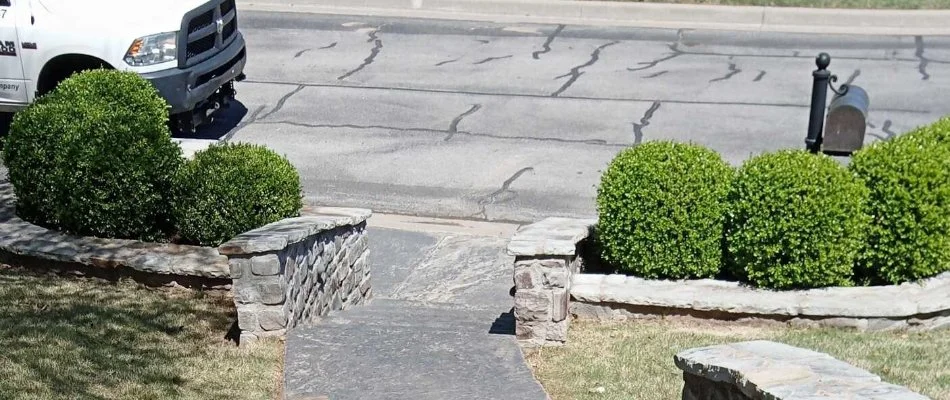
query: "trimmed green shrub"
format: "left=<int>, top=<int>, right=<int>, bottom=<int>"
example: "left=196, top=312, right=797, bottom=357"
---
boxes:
left=850, top=124, right=950, bottom=284
left=724, top=150, right=869, bottom=289
left=3, top=70, right=182, bottom=240
left=909, top=116, right=950, bottom=144
left=173, top=143, right=303, bottom=247
left=596, top=141, right=734, bottom=279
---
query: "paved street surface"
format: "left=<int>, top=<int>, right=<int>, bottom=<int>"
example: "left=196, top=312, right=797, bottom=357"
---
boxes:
left=284, top=226, right=547, bottom=400
left=202, top=11, right=950, bottom=222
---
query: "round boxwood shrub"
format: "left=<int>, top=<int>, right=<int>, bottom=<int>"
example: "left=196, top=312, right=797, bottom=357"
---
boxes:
left=909, top=116, right=950, bottom=144
left=850, top=124, right=950, bottom=285
left=596, top=141, right=734, bottom=279
left=2, top=70, right=182, bottom=240
left=173, top=143, right=303, bottom=246
left=724, top=150, right=869, bottom=290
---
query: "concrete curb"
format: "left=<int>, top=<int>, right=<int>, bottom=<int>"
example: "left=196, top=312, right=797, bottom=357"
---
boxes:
left=237, top=0, right=950, bottom=36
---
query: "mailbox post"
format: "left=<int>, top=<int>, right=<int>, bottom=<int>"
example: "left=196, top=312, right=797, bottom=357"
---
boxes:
left=806, top=52, right=870, bottom=156
left=806, top=53, right=833, bottom=153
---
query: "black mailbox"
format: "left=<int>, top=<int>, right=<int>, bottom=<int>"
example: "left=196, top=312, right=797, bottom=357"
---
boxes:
left=822, top=85, right=869, bottom=156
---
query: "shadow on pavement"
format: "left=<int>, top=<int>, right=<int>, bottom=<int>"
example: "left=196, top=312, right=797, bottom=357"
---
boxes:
left=489, top=309, right=515, bottom=335
left=174, top=101, right=249, bottom=141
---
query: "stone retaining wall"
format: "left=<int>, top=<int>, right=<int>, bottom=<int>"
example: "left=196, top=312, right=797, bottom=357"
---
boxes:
left=508, top=217, right=950, bottom=346
left=219, top=208, right=372, bottom=344
left=675, top=341, right=929, bottom=399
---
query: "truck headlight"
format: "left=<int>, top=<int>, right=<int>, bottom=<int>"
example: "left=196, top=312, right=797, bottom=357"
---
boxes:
left=124, top=32, right=178, bottom=66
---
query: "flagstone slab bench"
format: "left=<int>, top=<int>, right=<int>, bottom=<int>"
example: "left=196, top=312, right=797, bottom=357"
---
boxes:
left=675, top=341, right=929, bottom=399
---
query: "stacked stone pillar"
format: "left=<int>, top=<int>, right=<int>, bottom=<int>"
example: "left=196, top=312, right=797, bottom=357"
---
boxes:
left=507, top=217, right=595, bottom=346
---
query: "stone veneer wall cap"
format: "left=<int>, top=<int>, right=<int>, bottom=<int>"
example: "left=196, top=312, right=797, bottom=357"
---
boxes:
left=219, top=208, right=372, bottom=255
left=507, top=217, right=596, bottom=257
left=572, top=272, right=950, bottom=319
left=674, top=341, right=930, bottom=399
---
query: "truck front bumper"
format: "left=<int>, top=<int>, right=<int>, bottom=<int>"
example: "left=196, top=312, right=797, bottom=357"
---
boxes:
left=141, top=33, right=247, bottom=115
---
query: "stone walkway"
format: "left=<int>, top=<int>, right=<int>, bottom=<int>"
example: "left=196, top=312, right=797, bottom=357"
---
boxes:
left=282, top=226, right=548, bottom=399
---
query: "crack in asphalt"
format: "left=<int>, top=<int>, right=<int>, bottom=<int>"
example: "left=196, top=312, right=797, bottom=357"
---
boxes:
left=628, top=44, right=683, bottom=72
left=222, top=104, right=267, bottom=141
left=844, top=69, right=861, bottom=85
left=551, top=41, right=619, bottom=97
left=246, top=79, right=932, bottom=113
left=319, top=42, right=338, bottom=50
left=753, top=71, right=766, bottom=82
left=710, top=59, right=741, bottom=83
left=476, top=39, right=490, bottom=44
left=338, top=28, right=384, bottom=80
left=293, top=48, right=311, bottom=58
left=632, top=101, right=661, bottom=145
left=435, top=57, right=462, bottom=67
left=532, top=24, right=565, bottom=60
left=628, top=30, right=685, bottom=72
left=473, top=55, right=513, bottom=65
left=259, top=121, right=444, bottom=134
left=915, top=36, right=931, bottom=81
left=258, top=85, right=306, bottom=120
left=644, top=70, right=668, bottom=79
left=366, top=28, right=380, bottom=43
left=257, top=120, right=622, bottom=147
left=445, top=104, right=482, bottom=141
left=473, top=167, right=535, bottom=220
left=655, top=44, right=949, bottom=66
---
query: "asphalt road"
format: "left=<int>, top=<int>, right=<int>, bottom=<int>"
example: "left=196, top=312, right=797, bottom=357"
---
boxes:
left=206, top=11, right=950, bottom=223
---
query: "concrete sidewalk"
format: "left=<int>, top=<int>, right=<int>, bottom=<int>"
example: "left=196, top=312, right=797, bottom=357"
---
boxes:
left=238, top=0, right=950, bottom=35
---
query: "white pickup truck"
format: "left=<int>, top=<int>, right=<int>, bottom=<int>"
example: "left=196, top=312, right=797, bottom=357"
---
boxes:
left=0, top=0, right=247, bottom=132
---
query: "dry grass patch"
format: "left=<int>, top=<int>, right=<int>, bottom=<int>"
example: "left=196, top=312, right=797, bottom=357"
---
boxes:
left=0, top=265, right=283, bottom=400
left=526, top=318, right=950, bottom=400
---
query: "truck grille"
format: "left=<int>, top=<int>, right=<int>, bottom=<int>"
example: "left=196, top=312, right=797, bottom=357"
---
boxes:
left=188, top=10, right=214, bottom=35
left=222, top=19, right=236, bottom=41
left=181, top=0, right=238, bottom=68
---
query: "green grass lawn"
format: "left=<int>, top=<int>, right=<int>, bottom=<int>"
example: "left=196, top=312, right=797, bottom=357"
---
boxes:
left=0, top=265, right=283, bottom=400
left=526, top=319, right=950, bottom=400
left=606, top=0, right=950, bottom=9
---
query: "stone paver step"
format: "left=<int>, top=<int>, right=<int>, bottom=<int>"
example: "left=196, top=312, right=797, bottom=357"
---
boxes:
left=283, top=300, right=547, bottom=400
left=319, top=298, right=511, bottom=331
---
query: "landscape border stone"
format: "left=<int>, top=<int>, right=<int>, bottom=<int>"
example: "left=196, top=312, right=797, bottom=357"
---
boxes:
left=508, top=217, right=950, bottom=346
left=0, top=182, right=230, bottom=284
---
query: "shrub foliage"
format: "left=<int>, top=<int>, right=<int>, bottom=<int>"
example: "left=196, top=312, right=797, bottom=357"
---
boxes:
left=724, top=150, right=869, bottom=289
left=596, top=141, right=734, bottom=279
left=3, top=70, right=181, bottom=240
left=173, top=143, right=303, bottom=247
left=850, top=123, right=950, bottom=284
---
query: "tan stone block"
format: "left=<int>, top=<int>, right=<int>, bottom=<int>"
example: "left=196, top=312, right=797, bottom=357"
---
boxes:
left=514, top=290, right=551, bottom=322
